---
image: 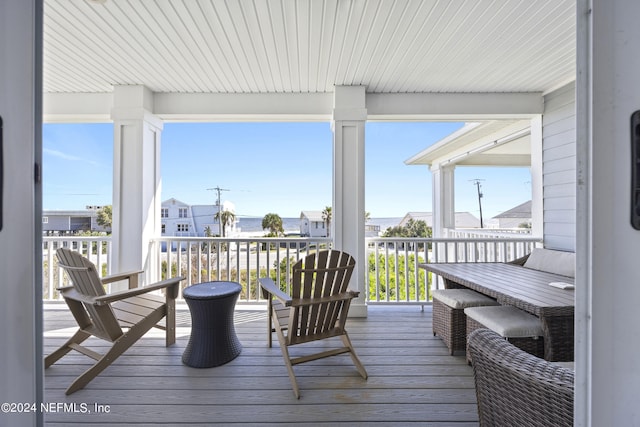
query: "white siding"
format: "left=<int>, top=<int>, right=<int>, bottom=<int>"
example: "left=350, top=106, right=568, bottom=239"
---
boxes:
left=542, top=83, right=576, bottom=251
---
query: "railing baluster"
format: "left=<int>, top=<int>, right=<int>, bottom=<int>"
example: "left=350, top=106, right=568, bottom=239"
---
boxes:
left=372, top=242, right=378, bottom=302
left=186, top=240, right=192, bottom=285
left=404, top=243, right=410, bottom=302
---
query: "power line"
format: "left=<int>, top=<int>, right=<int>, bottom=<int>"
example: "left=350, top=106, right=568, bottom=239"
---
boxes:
left=207, top=186, right=230, bottom=236
left=206, top=186, right=230, bottom=207
left=470, top=179, right=485, bottom=228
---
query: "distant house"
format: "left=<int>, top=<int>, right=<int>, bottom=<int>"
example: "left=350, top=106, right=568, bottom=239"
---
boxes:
left=161, top=198, right=237, bottom=237
left=300, top=211, right=327, bottom=237
left=399, top=212, right=481, bottom=229
left=42, top=206, right=110, bottom=235
left=492, top=200, right=532, bottom=229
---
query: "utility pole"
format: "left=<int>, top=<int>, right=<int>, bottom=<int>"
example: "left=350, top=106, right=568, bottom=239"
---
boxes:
left=471, top=179, right=485, bottom=228
left=207, top=186, right=230, bottom=236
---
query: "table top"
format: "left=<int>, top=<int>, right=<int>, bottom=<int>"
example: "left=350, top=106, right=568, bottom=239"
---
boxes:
left=419, top=262, right=574, bottom=317
left=183, top=281, right=242, bottom=300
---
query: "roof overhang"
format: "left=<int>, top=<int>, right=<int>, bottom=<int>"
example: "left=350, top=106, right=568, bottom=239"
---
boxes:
left=405, top=119, right=533, bottom=167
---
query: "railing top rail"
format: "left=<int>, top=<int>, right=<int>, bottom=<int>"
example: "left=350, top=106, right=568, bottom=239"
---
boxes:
left=150, top=236, right=333, bottom=243
left=365, top=237, right=542, bottom=243
left=42, top=235, right=539, bottom=243
left=43, top=236, right=111, bottom=241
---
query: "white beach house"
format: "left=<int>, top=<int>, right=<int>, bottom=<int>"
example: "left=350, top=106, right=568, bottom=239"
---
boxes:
left=299, top=211, right=328, bottom=238
left=160, top=197, right=238, bottom=237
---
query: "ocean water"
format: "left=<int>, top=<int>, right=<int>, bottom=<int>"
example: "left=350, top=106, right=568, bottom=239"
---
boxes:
left=236, top=217, right=402, bottom=233
left=236, top=217, right=301, bottom=233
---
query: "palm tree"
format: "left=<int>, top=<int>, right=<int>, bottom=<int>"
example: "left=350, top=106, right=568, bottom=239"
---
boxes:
left=262, top=213, right=284, bottom=237
left=322, top=206, right=332, bottom=237
left=214, top=209, right=236, bottom=237
left=96, top=205, right=112, bottom=230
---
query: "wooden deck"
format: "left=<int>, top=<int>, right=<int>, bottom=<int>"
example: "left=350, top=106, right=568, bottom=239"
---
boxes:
left=43, top=305, right=479, bottom=426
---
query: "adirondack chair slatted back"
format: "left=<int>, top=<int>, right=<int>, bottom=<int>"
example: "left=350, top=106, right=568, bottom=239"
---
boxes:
left=288, top=250, right=355, bottom=345
left=56, top=248, right=123, bottom=341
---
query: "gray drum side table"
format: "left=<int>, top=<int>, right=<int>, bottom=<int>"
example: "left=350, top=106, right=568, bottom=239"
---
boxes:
left=182, top=281, right=242, bottom=368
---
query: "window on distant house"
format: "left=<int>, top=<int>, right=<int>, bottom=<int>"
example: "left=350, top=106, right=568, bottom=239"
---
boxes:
left=177, top=224, right=189, bottom=232
left=161, top=208, right=168, bottom=218
left=179, top=208, right=188, bottom=218
left=42, top=217, right=48, bottom=223
left=161, top=224, right=166, bottom=234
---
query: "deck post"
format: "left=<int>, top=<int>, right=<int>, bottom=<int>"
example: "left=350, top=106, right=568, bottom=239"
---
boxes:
left=110, top=85, right=163, bottom=285
left=431, top=163, right=455, bottom=241
left=529, top=115, right=544, bottom=240
left=332, top=85, right=368, bottom=317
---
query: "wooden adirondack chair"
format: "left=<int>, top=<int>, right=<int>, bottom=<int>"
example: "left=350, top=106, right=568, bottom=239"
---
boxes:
left=259, top=250, right=368, bottom=398
left=45, top=248, right=184, bottom=395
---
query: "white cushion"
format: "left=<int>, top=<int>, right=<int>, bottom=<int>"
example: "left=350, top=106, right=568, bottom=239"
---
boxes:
left=432, top=289, right=498, bottom=309
left=464, top=306, right=543, bottom=338
left=523, top=248, right=575, bottom=278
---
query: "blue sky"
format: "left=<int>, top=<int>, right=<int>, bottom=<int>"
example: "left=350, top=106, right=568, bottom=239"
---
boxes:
left=43, top=121, right=531, bottom=219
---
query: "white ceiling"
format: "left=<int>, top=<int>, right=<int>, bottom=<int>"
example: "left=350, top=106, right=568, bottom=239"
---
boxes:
left=43, top=0, right=576, bottom=96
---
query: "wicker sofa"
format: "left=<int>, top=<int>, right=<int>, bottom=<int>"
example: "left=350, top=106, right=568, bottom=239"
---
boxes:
left=510, top=248, right=575, bottom=278
left=467, top=329, right=574, bottom=427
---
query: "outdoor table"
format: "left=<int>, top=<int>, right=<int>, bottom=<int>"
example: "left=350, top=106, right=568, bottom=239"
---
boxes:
left=419, top=262, right=575, bottom=361
left=182, top=281, right=243, bottom=368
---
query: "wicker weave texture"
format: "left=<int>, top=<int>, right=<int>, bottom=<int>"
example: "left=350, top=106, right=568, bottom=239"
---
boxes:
left=182, top=282, right=242, bottom=368
left=466, top=316, right=544, bottom=363
left=432, top=298, right=467, bottom=355
left=468, top=329, right=574, bottom=427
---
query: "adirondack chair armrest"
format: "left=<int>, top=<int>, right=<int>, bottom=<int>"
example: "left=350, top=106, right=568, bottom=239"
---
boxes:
left=58, top=287, right=101, bottom=305
left=290, top=290, right=360, bottom=308
left=101, top=270, right=144, bottom=289
left=94, top=276, right=184, bottom=305
left=259, top=278, right=292, bottom=306
left=101, top=270, right=143, bottom=283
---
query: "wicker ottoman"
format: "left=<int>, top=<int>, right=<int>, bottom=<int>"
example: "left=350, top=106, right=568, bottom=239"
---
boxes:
left=432, top=289, right=499, bottom=355
left=182, top=281, right=243, bottom=368
left=464, top=305, right=544, bottom=363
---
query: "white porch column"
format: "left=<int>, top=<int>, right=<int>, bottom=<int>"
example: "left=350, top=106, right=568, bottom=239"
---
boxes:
left=332, top=86, right=367, bottom=317
left=0, top=1, right=43, bottom=426
left=529, top=115, right=543, bottom=240
left=111, top=86, right=163, bottom=284
left=431, top=163, right=455, bottom=239
left=576, top=0, right=640, bottom=425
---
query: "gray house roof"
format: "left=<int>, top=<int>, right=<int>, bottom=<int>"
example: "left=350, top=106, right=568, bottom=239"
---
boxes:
left=300, top=211, right=325, bottom=222
left=162, top=198, right=189, bottom=207
left=493, top=200, right=532, bottom=219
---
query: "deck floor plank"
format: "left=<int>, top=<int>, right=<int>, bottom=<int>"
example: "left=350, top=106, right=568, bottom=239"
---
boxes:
left=43, top=306, right=479, bottom=426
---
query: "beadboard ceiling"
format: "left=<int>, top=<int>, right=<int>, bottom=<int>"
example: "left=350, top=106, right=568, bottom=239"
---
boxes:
left=43, top=0, right=576, bottom=95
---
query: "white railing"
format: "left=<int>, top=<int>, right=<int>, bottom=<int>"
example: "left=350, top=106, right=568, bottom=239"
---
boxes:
left=446, top=228, right=533, bottom=238
left=42, top=235, right=541, bottom=304
left=148, top=237, right=333, bottom=303
left=42, top=236, right=112, bottom=300
left=366, top=237, right=540, bottom=305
